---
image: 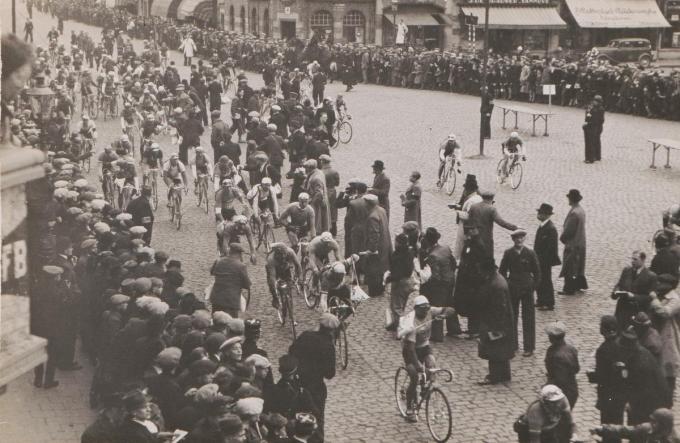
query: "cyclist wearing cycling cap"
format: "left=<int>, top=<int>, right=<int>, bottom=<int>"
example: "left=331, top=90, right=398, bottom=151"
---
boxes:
left=500, top=131, right=526, bottom=182
left=247, top=177, right=279, bottom=228
left=216, top=213, right=255, bottom=260
left=280, top=192, right=317, bottom=252
left=437, top=134, right=463, bottom=186
left=214, top=176, right=246, bottom=222
left=265, top=242, right=301, bottom=309
left=397, top=295, right=455, bottom=422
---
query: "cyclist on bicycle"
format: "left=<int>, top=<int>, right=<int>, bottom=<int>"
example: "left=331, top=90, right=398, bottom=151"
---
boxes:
left=335, top=94, right=349, bottom=119
left=397, top=295, right=456, bottom=423
left=215, top=179, right=247, bottom=222
left=163, top=154, right=189, bottom=206
left=265, top=242, right=302, bottom=309
left=140, top=113, right=161, bottom=156
left=213, top=156, right=246, bottom=193
left=499, top=131, right=526, bottom=180
left=193, top=146, right=213, bottom=188
left=280, top=193, right=316, bottom=253
left=216, top=213, right=256, bottom=261
left=121, top=102, right=141, bottom=135
left=140, top=89, right=159, bottom=114
left=319, top=256, right=360, bottom=315
left=80, top=70, right=96, bottom=108
left=98, top=145, right=119, bottom=178
left=142, top=142, right=163, bottom=183
left=77, top=115, right=98, bottom=143
left=247, top=177, right=280, bottom=228
left=437, top=134, right=462, bottom=186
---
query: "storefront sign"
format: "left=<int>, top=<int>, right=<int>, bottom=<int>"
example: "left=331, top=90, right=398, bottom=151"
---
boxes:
left=2, top=220, right=28, bottom=296
left=565, top=0, right=670, bottom=28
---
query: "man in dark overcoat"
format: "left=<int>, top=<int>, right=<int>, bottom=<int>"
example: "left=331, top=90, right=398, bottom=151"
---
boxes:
left=560, top=189, right=588, bottom=294
left=534, top=203, right=560, bottom=310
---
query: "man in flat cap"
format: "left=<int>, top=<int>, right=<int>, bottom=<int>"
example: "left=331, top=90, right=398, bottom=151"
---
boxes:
left=264, top=354, right=320, bottom=422
left=289, top=313, right=340, bottom=440
left=544, top=321, right=580, bottom=409
left=51, top=237, right=82, bottom=370
left=499, top=229, right=540, bottom=357
left=319, top=155, right=340, bottom=236
left=210, top=243, right=251, bottom=317
left=583, top=95, right=605, bottom=163
left=259, top=123, right=285, bottom=177
left=127, top=186, right=154, bottom=244
left=370, top=160, right=390, bottom=220
left=33, top=265, right=66, bottom=389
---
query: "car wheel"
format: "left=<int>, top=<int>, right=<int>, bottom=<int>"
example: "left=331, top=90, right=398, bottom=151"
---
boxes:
left=597, top=55, right=609, bottom=64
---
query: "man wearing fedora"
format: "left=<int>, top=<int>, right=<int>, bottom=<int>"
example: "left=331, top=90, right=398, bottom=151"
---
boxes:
left=451, top=174, right=482, bottom=261
left=583, top=95, right=605, bottom=163
left=371, top=160, right=391, bottom=220
left=534, top=203, right=561, bottom=310
left=560, top=189, right=588, bottom=295
left=468, top=190, right=519, bottom=260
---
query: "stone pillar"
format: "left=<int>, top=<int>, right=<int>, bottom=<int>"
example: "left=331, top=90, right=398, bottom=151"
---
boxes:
left=0, top=146, right=47, bottom=391
left=333, top=3, right=346, bottom=43
left=374, top=0, right=383, bottom=45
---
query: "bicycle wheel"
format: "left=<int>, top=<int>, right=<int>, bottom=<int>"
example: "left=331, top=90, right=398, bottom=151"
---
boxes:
left=102, top=98, right=109, bottom=121
left=437, top=167, right=448, bottom=191
left=496, top=159, right=505, bottom=184
left=394, top=367, right=411, bottom=418
left=91, top=97, right=99, bottom=120
left=426, top=387, right=452, bottom=442
left=263, top=224, right=275, bottom=252
left=276, top=288, right=287, bottom=326
left=302, top=267, right=318, bottom=308
left=151, top=177, right=158, bottom=211
left=335, top=324, right=348, bottom=370
left=287, top=291, right=297, bottom=338
left=339, top=121, right=353, bottom=144
left=331, top=124, right=340, bottom=149
left=444, top=167, right=457, bottom=196
left=202, top=182, right=209, bottom=214
left=174, top=195, right=182, bottom=230
left=509, top=162, right=523, bottom=190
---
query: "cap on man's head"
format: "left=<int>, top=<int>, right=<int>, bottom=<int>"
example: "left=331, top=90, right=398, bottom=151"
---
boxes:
left=319, top=313, right=340, bottom=330
left=414, top=295, right=430, bottom=307
left=510, top=229, right=527, bottom=238
left=540, top=384, right=565, bottom=402
left=545, top=321, right=566, bottom=337
left=278, top=354, right=299, bottom=373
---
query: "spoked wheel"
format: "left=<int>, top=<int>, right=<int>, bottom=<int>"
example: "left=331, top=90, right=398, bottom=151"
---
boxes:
left=444, top=166, right=457, bottom=196
left=437, top=168, right=448, bottom=192
left=426, top=387, right=452, bottom=442
left=394, top=367, right=411, bottom=418
left=173, top=195, right=182, bottom=230
left=260, top=224, right=275, bottom=252
left=150, top=179, right=158, bottom=211
left=496, top=159, right=505, bottom=184
left=286, top=290, right=297, bottom=338
left=82, top=153, right=91, bottom=173
left=338, top=121, right=353, bottom=144
left=91, top=97, right=99, bottom=120
left=276, top=289, right=287, bottom=326
left=202, top=183, right=210, bottom=214
left=250, top=217, right=261, bottom=245
left=302, top=267, right=318, bottom=309
left=102, top=99, right=109, bottom=121
left=335, top=324, right=348, bottom=370
left=509, top=162, right=523, bottom=190
left=331, top=125, right=340, bottom=149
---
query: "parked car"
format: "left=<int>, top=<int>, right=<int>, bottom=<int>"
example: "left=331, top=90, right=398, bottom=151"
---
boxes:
left=592, top=38, right=655, bottom=67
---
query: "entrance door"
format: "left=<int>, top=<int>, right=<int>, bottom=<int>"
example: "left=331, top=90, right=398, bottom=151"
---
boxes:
left=281, top=20, right=296, bottom=39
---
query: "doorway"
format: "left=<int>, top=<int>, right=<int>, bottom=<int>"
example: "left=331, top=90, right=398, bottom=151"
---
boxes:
left=281, top=20, right=296, bottom=39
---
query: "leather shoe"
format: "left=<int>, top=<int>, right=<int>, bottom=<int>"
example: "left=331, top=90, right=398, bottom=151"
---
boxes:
left=43, top=380, right=59, bottom=389
left=522, top=351, right=534, bottom=357
left=61, top=362, right=83, bottom=371
left=558, top=291, right=575, bottom=296
left=537, top=306, right=554, bottom=311
left=476, top=376, right=499, bottom=386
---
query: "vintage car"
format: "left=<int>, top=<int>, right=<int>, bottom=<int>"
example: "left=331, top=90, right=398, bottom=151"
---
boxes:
left=592, top=38, right=655, bottom=67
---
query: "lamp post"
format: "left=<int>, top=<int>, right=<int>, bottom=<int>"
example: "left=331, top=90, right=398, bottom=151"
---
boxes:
left=477, top=0, right=491, bottom=157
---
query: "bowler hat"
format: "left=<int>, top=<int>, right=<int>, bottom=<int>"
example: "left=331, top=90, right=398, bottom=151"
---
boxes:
left=463, top=174, right=478, bottom=190
left=536, top=203, right=554, bottom=215
left=566, top=189, right=582, bottom=202
left=279, top=354, right=299, bottom=374
left=371, top=160, right=385, bottom=170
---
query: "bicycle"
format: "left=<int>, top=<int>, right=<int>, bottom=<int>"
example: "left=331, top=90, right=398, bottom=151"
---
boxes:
left=250, top=212, right=276, bottom=252
left=327, top=256, right=368, bottom=369
left=300, top=75, right=313, bottom=103
left=224, top=76, right=237, bottom=97
left=196, top=173, right=211, bottom=214
left=143, top=168, right=160, bottom=211
left=168, top=184, right=185, bottom=230
left=496, top=153, right=524, bottom=190
left=395, top=366, right=454, bottom=442
left=82, top=93, right=98, bottom=120
left=331, top=113, right=353, bottom=149
left=79, top=138, right=94, bottom=173
left=437, top=155, right=460, bottom=196
left=123, top=124, right=140, bottom=160
left=102, top=170, right=118, bottom=209
left=119, top=182, right=135, bottom=211
left=274, top=277, right=298, bottom=339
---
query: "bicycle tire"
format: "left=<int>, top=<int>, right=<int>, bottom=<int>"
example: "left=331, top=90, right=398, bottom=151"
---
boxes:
left=426, top=387, right=452, bottom=442
left=83, top=153, right=91, bottom=173
left=394, top=367, right=410, bottom=418
left=202, top=182, right=209, bottom=214
left=336, top=324, right=348, bottom=369
left=102, top=98, right=109, bottom=121
left=287, top=290, right=297, bottom=338
left=264, top=224, right=275, bottom=252
left=510, top=162, right=523, bottom=190
left=331, top=124, right=340, bottom=149
left=339, top=121, right=353, bottom=144
left=445, top=166, right=457, bottom=196
left=250, top=217, right=262, bottom=246
left=496, top=158, right=505, bottom=184
left=91, top=97, right=99, bottom=120
left=437, top=167, right=448, bottom=191
left=276, top=286, right=287, bottom=326
left=150, top=177, right=158, bottom=211
left=302, top=267, right=318, bottom=309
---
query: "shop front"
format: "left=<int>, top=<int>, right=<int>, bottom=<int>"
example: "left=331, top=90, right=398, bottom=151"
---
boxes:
left=662, top=0, right=680, bottom=48
left=459, top=2, right=566, bottom=53
left=560, top=0, right=671, bottom=49
left=383, top=5, right=449, bottom=49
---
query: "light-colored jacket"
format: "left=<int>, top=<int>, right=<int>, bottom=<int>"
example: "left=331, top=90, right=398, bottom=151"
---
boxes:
left=180, top=38, right=196, bottom=57
left=650, top=289, right=680, bottom=377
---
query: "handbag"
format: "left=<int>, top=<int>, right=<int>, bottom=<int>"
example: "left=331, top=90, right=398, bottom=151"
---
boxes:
left=513, top=413, right=529, bottom=442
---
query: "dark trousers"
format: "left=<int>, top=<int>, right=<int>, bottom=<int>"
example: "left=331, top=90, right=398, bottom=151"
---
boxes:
left=466, top=311, right=480, bottom=334
left=481, top=113, right=492, bottom=139
left=488, top=359, right=511, bottom=382
left=510, top=285, right=535, bottom=352
left=25, top=30, right=33, bottom=42
left=536, top=262, right=555, bottom=308
left=584, top=125, right=602, bottom=162
left=312, top=87, right=324, bottom=106
left=599, top=399, right=625, bottom=443
left=211, top=301, right=239, bottom=318
left=56, top=308, right=79, bottom=368
left=34, top=339, right=57, bottom=385
left=307, top=383, right=327, bottom=442
left=366, top=271, right=384, bottom=297
left=142, top=223, right=153, bottom=245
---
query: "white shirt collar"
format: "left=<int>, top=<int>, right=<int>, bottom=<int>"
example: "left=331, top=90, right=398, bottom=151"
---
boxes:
left=539, top=218, right=551, bottom=227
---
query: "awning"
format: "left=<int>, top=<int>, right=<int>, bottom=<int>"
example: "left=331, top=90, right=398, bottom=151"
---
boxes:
left=564, top=0, right=670, bottom=28
left=177, top=0, right=212, bottom=20
left=193, top=1, right=214, bottom=23
left=460, top=6, right=566, bottom=30
left=150, top=0, right=173, bottom=17
left=385, top=12, right=441, bottom=26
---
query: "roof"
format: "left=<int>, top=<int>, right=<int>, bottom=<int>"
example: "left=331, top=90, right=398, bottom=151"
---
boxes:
left=460, top=5, right=566, bottom=30
left=564, top=0, right=670, bottom=28
left=385, top=12, right=441, bottom=26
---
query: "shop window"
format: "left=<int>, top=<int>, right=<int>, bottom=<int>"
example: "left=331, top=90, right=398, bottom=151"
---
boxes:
left=342, top=10, right=365, bottom=43
left=310, top=10, right=333, bottom=41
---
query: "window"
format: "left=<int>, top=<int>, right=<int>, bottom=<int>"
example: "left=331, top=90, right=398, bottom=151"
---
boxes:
left=343, top=10, right=365, bottom=27
left=263, top=8, right=270, bottom=36
left=310, top=10, right=332, bottom=27
left=240, top=6, right=246, bottom=33
left=230, top=6, right=235, bottom=31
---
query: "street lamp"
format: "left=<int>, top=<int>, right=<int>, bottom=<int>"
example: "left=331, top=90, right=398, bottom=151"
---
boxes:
left=477, top=0, right=491, bottom=157
left=25, top=75, right=55, bottom=125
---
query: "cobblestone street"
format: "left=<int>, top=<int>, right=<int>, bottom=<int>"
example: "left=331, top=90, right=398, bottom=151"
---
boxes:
left=2, top=5, right=680, bottom=442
